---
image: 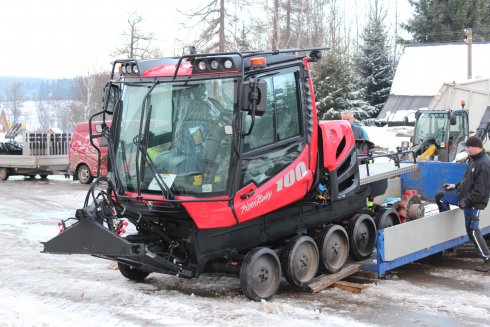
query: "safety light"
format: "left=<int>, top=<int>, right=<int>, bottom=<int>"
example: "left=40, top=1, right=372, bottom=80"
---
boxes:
left=121, top=65, right=127, bottom=74
left=210, top=59, right=219, bottom=70
left=250, top=57, right=266, bottom=68
left=126, top=64, right=132, bottom=74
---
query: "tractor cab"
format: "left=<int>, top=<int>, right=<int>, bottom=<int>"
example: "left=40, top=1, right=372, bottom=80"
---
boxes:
left=412, top=109, right=468, bottom=161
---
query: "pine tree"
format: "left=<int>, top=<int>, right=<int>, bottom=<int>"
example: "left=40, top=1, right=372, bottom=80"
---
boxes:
left=312, top=53, right=372, bottom=121
left=404, top=0, right=490, bottom=42
left=354, top=1, right=394, bottom=117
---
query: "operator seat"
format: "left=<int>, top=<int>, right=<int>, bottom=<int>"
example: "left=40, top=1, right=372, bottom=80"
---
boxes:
left=155, top=84, right=221, bottom=175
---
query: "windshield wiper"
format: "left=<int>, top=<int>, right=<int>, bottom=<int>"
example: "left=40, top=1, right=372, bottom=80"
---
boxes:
left=132, top=134, right=175, bottom=200
left=134, top=81, right=159, bottom=197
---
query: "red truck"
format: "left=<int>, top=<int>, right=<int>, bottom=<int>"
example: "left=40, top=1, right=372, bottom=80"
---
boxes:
left=68, top=121, right=110, bottom=184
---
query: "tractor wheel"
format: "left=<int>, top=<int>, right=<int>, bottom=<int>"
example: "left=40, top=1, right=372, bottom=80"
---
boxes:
left=347, top=214, right=377, bottom=261
left=0, top=168, right=9, bottom=181
left=374, top=208, right=401, bottom=230
left=317, top=224, right=349, bottom=274
left=77, top=164, right=93, bottom=184
left=282, top=235, right=319, bottom=287
left=240, top=247, right=281, bottom=301
left=118, top=262, right=151, bottom=281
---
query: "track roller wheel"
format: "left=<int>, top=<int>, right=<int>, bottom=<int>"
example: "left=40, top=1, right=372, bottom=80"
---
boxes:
left=240, top=247, right=281, bottom=301
left=317, top=224, right=349, bottom=273
left=374, top=208, right=401, bottom=230
left=347, top=214, right=377, bottom=261
left=282, top=235, right=319, bottom=287
left=118, top=262, right=151, bottom=281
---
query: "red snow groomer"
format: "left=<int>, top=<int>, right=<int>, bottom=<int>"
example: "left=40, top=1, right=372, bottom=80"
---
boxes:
left=43, top=47, right=387, bottom=301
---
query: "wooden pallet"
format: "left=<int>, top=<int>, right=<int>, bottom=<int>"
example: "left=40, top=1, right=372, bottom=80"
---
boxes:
left=308, top=264, right=362, bottom=293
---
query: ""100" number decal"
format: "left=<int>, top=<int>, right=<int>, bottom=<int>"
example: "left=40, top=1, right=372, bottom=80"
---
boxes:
left=276, top=162, right=308, bottom=192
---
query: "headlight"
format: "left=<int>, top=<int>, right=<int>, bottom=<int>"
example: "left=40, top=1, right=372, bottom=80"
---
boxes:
left=197, top=61, right=207, bottom=71
left=223, top=59, right=233, bottom=69
left=132, top=64, right=139, bottom=74
left=210, top=60, right=219, bottom=70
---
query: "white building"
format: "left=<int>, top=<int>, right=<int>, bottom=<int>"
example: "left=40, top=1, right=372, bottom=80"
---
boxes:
left=378, top=42, right=490, bottom=122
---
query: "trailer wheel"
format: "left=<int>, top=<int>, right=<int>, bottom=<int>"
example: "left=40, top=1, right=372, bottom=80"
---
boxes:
left=40, top=175, right=48, bottom=179
left=317, top=224, right=349, bottom=273
left=0, top=168, right=9, bottom=181
left=77, top=164, right=93, bottom=184
left=347, top=214, right=377, bottom=261
left=282, top=235, right=319, bottom=287
left=118, top=262, right=151, bottom=281
left=240, top=247, right=281, bottom=301
left=374, top=208, right=400, bottom=230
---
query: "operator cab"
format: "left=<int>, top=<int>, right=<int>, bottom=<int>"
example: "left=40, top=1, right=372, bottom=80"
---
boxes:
left=412, top=109, right=468, bottom=161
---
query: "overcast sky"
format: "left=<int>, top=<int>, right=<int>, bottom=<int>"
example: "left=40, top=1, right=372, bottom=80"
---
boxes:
left=0, top=0, right=412, bottom=79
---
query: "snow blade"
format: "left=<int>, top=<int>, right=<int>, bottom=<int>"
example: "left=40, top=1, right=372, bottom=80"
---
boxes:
left=41, top=218, right=195, bottom=278
left=41, top=218, right=145, bottom=256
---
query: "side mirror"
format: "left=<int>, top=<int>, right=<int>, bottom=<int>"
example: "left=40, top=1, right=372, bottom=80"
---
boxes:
left=403, top=116, right=409, bottom=125
left=241, top=79, right=267, bottom=116
left=103, top=84, right=121, bottom=114
left=449, top=112, right=457, bottom=125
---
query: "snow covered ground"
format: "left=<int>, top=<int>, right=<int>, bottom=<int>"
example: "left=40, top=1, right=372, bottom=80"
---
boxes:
left=1, top=127, right=489, bottom=327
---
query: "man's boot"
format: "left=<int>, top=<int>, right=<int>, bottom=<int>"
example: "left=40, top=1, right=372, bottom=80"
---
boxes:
left=475, top=261, right=490, bottom=272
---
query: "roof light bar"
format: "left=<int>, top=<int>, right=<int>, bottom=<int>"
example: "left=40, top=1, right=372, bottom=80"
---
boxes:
left=191, top=57, right=237, bottom=74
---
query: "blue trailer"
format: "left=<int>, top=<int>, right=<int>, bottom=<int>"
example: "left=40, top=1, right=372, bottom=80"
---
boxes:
left=361, top=161, right=490, bottom=276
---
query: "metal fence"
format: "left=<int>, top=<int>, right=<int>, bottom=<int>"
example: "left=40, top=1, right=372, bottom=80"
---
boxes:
left=27, top=133, right=72, bottom=156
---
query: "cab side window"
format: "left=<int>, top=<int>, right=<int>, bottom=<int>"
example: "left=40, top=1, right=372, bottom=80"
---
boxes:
left=241, top=70, right=303, bottom=186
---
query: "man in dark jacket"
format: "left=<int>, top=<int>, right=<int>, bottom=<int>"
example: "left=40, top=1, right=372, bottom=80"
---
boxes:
left=341, top=111, right=369, bottom=140
left=436, top=136, right=490, bottom=272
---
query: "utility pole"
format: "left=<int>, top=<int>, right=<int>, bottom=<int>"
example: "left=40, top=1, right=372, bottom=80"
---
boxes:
left=464, top=28, right=473, bottom=79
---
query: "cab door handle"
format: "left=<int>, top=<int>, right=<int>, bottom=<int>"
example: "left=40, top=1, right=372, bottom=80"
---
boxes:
left=240, top=189, right=255, bottom=200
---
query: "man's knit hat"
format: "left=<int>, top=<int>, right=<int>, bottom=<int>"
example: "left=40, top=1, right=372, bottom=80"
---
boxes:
left=465, top=136, right=483, bottom=148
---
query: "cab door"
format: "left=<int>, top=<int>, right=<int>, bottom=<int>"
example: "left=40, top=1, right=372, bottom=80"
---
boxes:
left=234, top=68, right=313, bottom=223
left=447, top=110, right=469, bottom=161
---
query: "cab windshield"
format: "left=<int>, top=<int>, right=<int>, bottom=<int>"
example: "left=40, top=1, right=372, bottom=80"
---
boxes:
left=113, top=79, right=235, bottom=196
left=414, top=112, right=448, bottom=145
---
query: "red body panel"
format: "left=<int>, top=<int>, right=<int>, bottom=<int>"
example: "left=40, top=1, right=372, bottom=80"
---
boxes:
left=178, top=197, right=235, bottom=229
left=142, top=62, right=193, bottom=78
left=68, top=122, right=110, bottom=177
left=234, top=146, right=313, bottom=223
left=141, top=62, right=239, bottom=78
left=318, top=120, right=355, bottom=171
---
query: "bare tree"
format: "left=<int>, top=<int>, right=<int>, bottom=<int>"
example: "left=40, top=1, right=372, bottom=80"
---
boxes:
left=181, top=0, right=256, bottom=52
left=70, top=72, right=110, bottom=126
left=112, top=13, right=162, bottom=59
left=179, top=0, right=226, bottom=52
left=266, top=0, right=327, bottom=49
left=36, top=93, right=51, bottom=132
left=5, top=81, right=24, bottom=124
